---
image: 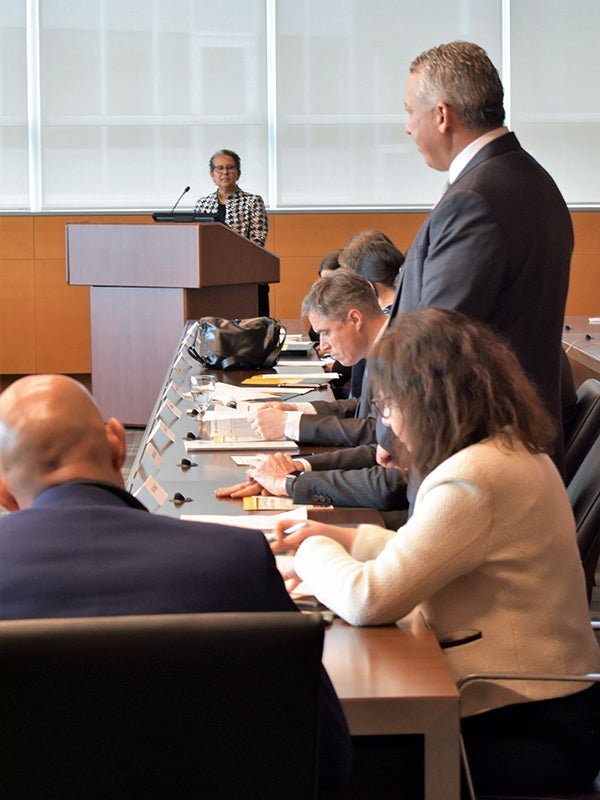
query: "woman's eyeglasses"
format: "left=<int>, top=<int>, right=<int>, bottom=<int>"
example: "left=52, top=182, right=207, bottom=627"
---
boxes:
left=213, top=165, right=238, bottom=173
left=371, top=396, right=394, bottom=418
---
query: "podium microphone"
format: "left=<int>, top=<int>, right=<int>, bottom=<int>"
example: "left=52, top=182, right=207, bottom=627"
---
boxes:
left=170, top=185, right=190, bottom=213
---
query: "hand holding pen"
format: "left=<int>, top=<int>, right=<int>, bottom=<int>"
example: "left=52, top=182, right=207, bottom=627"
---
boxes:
left=270, top=519, right=359, bottom=555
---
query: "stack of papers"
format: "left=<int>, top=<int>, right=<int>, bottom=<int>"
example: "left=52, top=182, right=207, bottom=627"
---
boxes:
left=183, top=438, right=297, bottom=452
left=242, top=373, right=338, bottom=387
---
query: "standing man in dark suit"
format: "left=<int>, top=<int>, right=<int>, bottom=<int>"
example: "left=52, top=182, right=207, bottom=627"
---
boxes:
left=0, top=374, right=351, bottom=794
left=395, top=40, right=573, bottom=469
left=220, top=41, right=573, bottom=514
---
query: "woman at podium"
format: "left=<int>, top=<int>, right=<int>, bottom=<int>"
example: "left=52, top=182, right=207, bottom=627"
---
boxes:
left=194, top=149, right=270, bottom=314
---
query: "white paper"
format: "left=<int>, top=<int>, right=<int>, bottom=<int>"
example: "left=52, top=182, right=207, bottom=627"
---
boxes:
left=183, top=438, right=297, bottom=452
left=211, top=382, right=312, bottom=406
left=259, top=373, right=338, bottom=380
left=181, top=507, right=307, bottom=530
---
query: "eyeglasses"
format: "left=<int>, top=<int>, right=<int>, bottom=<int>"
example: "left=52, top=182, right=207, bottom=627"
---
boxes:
left=371, top=396, right=394, bottom=419
left=213, top=165, right=238, bottom=173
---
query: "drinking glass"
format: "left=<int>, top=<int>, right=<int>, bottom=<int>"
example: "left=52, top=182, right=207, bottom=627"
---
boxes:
left=190, top=375, right=215, bottom=416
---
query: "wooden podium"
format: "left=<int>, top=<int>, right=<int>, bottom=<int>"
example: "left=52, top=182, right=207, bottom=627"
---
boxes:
left=66, top=222, right=280, bottom=425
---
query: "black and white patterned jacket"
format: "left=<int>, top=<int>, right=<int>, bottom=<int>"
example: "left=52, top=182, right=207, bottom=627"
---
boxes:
left=194, top=188, right=268, bottom=246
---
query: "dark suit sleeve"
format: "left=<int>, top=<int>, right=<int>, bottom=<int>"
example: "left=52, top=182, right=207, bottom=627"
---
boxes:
left=299, top=365, right=375, bottom=447
left=292, top=464, right=408, bottom=510
left=298, top=414, right=376, bottom=447
left=305, top=444, right=378, bottom=471
left=310, top=398, right=359, bottom=417
left=403, top=190, right=506, bottom=318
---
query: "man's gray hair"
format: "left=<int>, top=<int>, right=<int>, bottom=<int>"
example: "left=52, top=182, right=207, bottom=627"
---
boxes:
left=410, top=41, right=505, bottom=130
left=301, top=269, right=382, bottom=321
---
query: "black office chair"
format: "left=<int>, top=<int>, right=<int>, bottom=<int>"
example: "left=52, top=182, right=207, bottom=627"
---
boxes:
left=568, top=421, right=600, bottom=604
left=0, top=612, right=325, bottom=800
left=564, top=378, right=600, bottom=485
left=458, top=673, right=600, bottom=800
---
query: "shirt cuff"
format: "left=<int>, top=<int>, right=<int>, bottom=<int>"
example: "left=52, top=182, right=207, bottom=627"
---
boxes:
left=284, top=411, right=303, bottom=440
left=295, top=402, right=317, bottom=414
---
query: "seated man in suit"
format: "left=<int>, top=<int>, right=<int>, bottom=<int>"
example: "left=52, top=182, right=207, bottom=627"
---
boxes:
left=0, top=374, right=351, bottom=795
left=219, top=272, right=409, bottom=523
left=248, top=269, right=386, bottom=448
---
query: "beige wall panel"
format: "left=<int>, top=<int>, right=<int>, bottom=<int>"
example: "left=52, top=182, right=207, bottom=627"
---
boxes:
left=34, top=259, right=90, bottom=373
left=567, top=212, right=600, bottom=315
left=270, top=256, right=321, bottom=320
left=268, top=212, right=426, bottom=259
left=571, top=211, right=600, bottom=253
left=0, top=217, right=34, bottom=260
left=1, top=211, right=599, bottom=377
left=565, top=253, right=600, bottom=316
left=0, top=259, right=36, bottom=373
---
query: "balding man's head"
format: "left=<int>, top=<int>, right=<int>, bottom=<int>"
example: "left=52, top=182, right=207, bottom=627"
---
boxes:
left=0, top=375, right=126, bottom=510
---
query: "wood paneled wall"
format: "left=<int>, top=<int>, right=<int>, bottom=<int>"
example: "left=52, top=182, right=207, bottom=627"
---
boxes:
left=0, top=210, right=598, bottom=376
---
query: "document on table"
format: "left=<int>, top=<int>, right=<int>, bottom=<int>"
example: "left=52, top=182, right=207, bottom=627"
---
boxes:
left=210, top=381, right=311, bottom=406
left=242, top=373, right=338, bottom=387
left=183, top=438, right=298, bottom=452
left=183, top=405, right=297, bottom=450
left=181, top=507, right=307, bottom=532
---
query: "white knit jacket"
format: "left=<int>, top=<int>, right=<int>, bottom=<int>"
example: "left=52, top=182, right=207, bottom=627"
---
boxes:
left=294, top=438, right=600, bottom=717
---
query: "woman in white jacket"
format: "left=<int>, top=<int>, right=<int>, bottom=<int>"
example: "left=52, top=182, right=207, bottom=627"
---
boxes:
left=272, top=307, right=600, bottom=796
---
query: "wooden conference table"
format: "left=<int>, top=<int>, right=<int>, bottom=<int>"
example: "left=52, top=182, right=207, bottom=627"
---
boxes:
left=126, top=322, right=460, bottom=800
left=563, top=314, right=600, bottom=386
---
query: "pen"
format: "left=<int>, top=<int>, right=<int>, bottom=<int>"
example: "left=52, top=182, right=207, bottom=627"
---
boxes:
left=277, top=383, right=324, bottom=389
left=283, top=521, right=308, bottom=535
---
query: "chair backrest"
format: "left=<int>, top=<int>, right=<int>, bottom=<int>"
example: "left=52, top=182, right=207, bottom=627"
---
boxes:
left=564, top=378, right=600, bottom=485
left=568, top=430, right=600, bottom=604
left=0, top=611, right=324, bottom=800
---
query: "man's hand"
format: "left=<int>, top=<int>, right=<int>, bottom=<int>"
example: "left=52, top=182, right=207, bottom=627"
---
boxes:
left=261, top=402, right=299, bottom=411
left=248, top=406, right=288, bottom=440
left=247, top=452, right=303, bottom=496
left=270, top=519, right=357, bottom=554
left=215, top=478, right=267, bottom=498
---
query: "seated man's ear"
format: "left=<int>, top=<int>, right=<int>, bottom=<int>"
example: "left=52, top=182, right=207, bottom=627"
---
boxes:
left=0, top=476, right=20, bottom=512
left=105, top=417, right=127, bottom=470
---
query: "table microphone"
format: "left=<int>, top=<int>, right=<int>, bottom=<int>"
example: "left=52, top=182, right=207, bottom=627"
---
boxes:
left=170, top=185, right=190, bottom=213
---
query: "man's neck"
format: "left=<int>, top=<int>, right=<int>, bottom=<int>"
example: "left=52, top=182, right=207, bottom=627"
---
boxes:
left=448, top=127, right=508, bottom=183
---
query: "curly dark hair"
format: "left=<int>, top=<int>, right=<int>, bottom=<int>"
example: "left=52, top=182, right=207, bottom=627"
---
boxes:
left=368, top=308, right=556, bottom=477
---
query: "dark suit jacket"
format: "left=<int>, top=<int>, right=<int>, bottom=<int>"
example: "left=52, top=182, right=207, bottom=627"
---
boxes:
left=300, top=360, right=375, bottom=447
left=293, top=133, right=572, bottom=511
left=392, top=132, right=572, bottom=467
left=0, top=481, right=350, bottom=791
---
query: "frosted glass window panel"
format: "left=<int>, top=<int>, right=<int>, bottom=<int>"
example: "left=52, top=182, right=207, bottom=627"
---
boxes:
left=510, top=1, right=600, bottom=205
left=6, top=0, right=600, bottom=210
left=42, top=123, right=268, bottom=209
left=275, top=0, right=502, bottom=207
left=0, top=1, right=28, bottom=210
left=39, top=0, right=269, bottom=209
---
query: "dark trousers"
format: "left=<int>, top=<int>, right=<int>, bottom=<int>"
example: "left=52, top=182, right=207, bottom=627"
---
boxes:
left=462, top=682, right=600, bottom=795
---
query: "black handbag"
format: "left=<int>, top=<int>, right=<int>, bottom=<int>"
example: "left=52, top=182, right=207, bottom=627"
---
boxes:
left=188, top=316, right=286, bottom=370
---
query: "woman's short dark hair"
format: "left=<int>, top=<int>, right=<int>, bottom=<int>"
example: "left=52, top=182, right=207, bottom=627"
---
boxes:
left=209, top=149, right=241, bottom=173
left=368, top=308, right=556, bottom=477
left=317, top=249, right=342, bottom=276
left=341, top=229, right=394, bottom=270
left=353, top=241, right=405, bottom=288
